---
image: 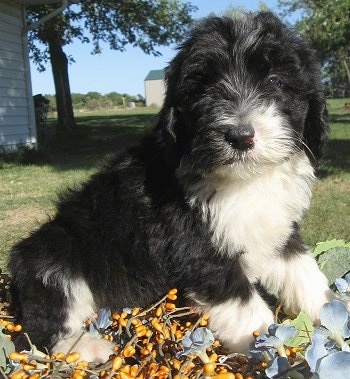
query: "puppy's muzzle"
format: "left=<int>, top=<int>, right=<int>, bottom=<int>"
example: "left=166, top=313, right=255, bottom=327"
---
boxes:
left=224, top=125, right=255, bottom=151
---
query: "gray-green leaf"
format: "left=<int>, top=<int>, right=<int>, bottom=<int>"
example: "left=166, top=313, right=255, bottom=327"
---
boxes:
left=317, top=246, right=350, bottom=284
left=0, top=326, right=16, bottom=373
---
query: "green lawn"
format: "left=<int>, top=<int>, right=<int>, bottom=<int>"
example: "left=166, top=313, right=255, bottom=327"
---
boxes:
left=0, top=102, right=349, bottom=268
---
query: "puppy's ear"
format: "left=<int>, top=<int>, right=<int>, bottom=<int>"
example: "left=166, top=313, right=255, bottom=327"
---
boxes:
left=303, top=94, right=329, bottom=165
left=155, top=105, right=183, bottom=168
left=157, top=105, right=178, bottom=145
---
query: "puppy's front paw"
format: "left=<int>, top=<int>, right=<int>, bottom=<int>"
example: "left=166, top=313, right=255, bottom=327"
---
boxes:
left=53, top=333, right=114, bottom=363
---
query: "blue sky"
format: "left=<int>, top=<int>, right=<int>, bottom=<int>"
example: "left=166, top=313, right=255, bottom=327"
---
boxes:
left=30, top=0, right=281, bottom=97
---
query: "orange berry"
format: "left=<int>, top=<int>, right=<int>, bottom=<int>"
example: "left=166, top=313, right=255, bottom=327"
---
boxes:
left=112, top=356, right=123, bottom=371
left=146, top=343, right=154, bottom=351
left=119, top=318, right=128, bottom=327
left=120, top=365, right=131, bottom=373
left=168, top=288, right=177, bottom=295
left=166, top=293, right=178, bottom=301
left=23, top=363, right=37, bottom=371
left=203, top=362, right=216, bottom=376
left=9, top=352, right=29, bottom=362
left=172, top=359, right=181, bottom=370
left=132, top=308, right=140, bottom=316
left=213, top=374, right=236, bottom=379
left=72, top=372, right=84, bottom=379
left=209, top=353, right=218, bottom=362
left=14, top=325, right=22, bottom=332
left=155, top=306, right=163, bottom=317
left=140, top=348, right=150, bottom=356
left=131, top=319, right=141, bottom=326
left=65, top=352, right=80, bottom=364
left=165, top=302, right=176, bottom=311
left=77, top=361, right=88, bottom=369
left=252, top=330, right=260, bottom=338
left=130, top=365, right=139, bottom=377
left=10, top=370, right=27, bottom=379
left=6, top=324, right=15, bottom=332
left=53, top=352, right=66, bottom=360
left=120, top=372, right=133, bottom=379
left=123, top=345, right=136, bottom=358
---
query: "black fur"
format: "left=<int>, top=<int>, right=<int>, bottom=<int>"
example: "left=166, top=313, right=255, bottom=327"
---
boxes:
left=8, top=12, right=329, bottom=355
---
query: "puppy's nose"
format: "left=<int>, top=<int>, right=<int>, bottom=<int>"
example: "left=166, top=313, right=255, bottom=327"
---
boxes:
left=224, top=125, right=255, bottom=150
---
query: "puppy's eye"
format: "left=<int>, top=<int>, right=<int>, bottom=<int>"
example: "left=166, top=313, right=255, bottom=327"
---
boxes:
left=267, top=75, right=282, bottom=87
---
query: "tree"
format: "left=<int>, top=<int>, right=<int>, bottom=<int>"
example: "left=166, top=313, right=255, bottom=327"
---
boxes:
left=27, top=1, right=196, bottom=131
left=278, top=0, right=350, bottom=95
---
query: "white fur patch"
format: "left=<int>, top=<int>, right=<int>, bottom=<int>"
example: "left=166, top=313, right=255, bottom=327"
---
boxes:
left=52, top=279, right=114, bottom=363
left=201, top=293, right=274, bottom=353
left=64, top=279, right=96, bottom=334
left=53, top=333, right=114, bottom=363
left=260, top=253, right=335, bottom=321
left=188, top=151, right=314, bottom=269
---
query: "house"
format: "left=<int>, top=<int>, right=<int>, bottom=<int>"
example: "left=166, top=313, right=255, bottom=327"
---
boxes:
left=144, top=69, right=165, bottom=107
left=0, top=0, right=65, bottom=152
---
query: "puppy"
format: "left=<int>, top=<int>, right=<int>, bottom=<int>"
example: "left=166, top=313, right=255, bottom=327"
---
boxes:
left=9, top=12, right=333, bottom=362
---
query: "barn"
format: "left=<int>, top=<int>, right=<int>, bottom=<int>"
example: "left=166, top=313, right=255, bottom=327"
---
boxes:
left=144, top=69, right=165, bottom=107
left=0, top=0, right=64, bottom=152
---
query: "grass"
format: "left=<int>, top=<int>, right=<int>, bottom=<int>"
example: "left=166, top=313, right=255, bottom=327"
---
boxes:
left=0, top=102, right=349, bottom=268
left=300, top=98, right=350, bottom=245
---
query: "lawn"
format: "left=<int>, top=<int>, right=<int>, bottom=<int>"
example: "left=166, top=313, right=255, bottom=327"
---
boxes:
left=0, top=102, right=349, bottom=268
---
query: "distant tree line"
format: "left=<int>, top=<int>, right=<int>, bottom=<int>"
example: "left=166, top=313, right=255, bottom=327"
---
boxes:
left=41, top=92, right=146, bottom=113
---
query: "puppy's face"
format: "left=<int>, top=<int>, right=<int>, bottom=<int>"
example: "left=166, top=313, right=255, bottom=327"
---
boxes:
left=158, top=12, right=328, bottom=176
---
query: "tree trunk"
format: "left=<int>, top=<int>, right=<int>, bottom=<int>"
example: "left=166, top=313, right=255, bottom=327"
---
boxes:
left=343, top=58, right=350, bottom=85
left=48, top=39, right=76, bottom=131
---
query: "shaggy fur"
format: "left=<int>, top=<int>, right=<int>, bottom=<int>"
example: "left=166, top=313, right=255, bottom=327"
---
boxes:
left=9, top=12, right=334, bottom=361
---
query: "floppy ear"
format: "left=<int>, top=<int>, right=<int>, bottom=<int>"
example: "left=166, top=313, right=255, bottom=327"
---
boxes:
left=155, top=105, right=183, bottom=168
left=303, top=94, right=329, bottom=165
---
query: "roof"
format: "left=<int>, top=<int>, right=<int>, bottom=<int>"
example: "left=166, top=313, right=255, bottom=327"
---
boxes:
left=145, top=69, right=165, bottom=81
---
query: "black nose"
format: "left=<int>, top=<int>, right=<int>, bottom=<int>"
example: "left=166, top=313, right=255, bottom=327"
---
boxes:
left=224, top=125, right=255, bottom=150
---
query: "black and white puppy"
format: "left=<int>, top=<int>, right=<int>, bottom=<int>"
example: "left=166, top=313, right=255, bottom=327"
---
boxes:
left=9, top=12, right=334, bottom=362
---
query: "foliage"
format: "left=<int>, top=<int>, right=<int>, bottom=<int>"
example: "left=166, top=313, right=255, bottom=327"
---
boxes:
left=278, top=0, right=350, bottom=96
left=27, top=1, right=196, bottom=70
left=26, top=1, right=196, bottom=130
left=313, top=240, right=350, bottom=285
left=1, top=241, right=350, bottom=378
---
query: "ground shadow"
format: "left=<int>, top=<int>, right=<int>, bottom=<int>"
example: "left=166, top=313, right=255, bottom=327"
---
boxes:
left=318, top=139, right=350, bottom=177
left=40, top=112, right=159, bottom=171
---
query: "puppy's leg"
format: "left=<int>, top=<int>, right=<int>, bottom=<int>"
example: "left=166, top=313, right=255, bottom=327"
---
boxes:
left=51, top=278, right=114, bottom=363
left=13, top=276, right=113, bottom=363
left=261, top=252, right=334, bottom=322
left=203, top=292, right=274, bottom=353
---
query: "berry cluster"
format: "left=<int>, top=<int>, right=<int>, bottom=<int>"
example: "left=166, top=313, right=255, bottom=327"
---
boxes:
left=0, top=286, right=260, bottom=379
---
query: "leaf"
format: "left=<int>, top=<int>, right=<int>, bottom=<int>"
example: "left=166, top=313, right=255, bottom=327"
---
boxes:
left=314, top=240, right=350, bottom=257
left=317, top=247, right=350, bottom=284
left=0, top=327, right=16, bottom=373
left=285, top=312, right=314, bottom=347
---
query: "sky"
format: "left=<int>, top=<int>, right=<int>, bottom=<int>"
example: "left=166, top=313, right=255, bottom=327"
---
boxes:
left=30, top=0, right=281, bottom=97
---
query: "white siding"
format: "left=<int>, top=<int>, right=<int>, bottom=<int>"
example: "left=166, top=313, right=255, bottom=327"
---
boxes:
left=145, top=79, right=165, bottom=107
left=0, top=0, right=36, bottom=151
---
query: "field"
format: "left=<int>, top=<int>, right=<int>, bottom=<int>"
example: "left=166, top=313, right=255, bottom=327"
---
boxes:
left=0, top=101, right=349, bottom=268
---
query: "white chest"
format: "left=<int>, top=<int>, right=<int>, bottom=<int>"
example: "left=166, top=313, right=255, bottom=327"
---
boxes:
left=188, top=153, right=315, bottom=275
